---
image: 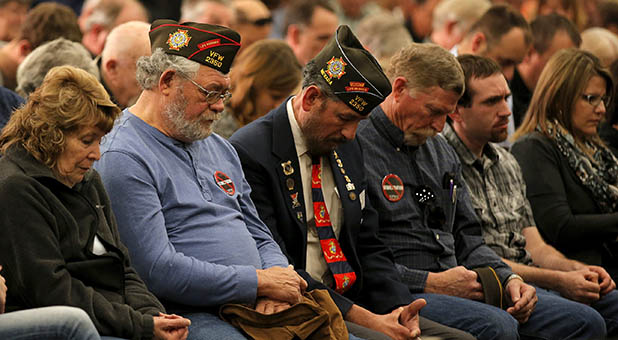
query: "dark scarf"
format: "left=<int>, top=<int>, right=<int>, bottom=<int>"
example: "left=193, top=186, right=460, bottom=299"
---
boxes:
left=542, top=121, right=618, bottom=213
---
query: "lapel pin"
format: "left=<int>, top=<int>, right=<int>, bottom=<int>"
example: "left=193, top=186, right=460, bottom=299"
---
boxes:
left=290, top=192, right=301, bottom=208
left=297, top=211, right=303, bottom=221
left=286, top=178, right=295, bottom=191
left=346, top=182, right=356, bottom=191
left=349, top=192, right=357, bottom=201
left=281, top=160, right=294, bottom=176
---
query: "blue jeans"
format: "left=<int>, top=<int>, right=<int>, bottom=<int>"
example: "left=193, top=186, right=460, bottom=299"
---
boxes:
left=0, top=306, right=100, bottom=340
left=412, top=287, right=606, bottom=340
left=561, top=288, right=618, bottom=337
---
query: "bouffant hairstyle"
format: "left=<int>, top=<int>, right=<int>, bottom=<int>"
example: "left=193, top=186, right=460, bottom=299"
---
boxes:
left=0, top=66, right=120, bottom=168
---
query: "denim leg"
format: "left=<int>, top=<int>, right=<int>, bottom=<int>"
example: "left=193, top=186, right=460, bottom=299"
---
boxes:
left=519, top=287, right=606, bottom=340
left=178, top=311, right=250, bottom=340
left=411, top=293, right=519, bottom=340
left=0, top=306, right=100, bottom=340
left=591, top=289, right=618, bottom=336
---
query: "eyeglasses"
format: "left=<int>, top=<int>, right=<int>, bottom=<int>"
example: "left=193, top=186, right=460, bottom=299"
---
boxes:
left=414, top=185, right=446, bottom=229
left=582, top=93, right=611, bottom=108
left=178, top=72, right=232, bottom=105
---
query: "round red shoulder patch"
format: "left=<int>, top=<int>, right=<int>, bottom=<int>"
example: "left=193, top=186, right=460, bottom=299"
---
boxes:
left=382, top=174, right=404, bottom=202
left=214, top=171, right=235, bottom=196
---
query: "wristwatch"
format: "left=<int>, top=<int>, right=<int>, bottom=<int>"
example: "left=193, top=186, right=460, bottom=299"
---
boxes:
left=505, top=273, right=524, bottom=286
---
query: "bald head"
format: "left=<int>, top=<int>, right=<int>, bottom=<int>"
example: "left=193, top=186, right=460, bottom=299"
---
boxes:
left=101, top=21, right=151, bottom=107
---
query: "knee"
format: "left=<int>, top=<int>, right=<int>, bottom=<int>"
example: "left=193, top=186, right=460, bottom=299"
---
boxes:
left=574, top=308, right=606, bottom=339
left=476, top=311, right=519, bottom=340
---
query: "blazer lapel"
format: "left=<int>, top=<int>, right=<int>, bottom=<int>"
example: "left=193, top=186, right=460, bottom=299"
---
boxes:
left=271, top=103, right=308, bottom=236
left=328, top=149, right=361, bottom=238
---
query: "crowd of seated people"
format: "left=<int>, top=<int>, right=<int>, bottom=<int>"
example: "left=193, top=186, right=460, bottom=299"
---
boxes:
left=2, top=1, right=618, bottom=340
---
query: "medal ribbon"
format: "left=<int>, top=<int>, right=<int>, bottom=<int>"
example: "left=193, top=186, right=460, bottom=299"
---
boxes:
left=311, top=156, right=356, bottom=294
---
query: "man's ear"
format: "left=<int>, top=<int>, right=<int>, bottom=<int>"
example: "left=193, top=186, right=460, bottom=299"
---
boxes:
left=103, top=59, right=118, bottom=77
left=300, top=85, right=320, bottom=112
left=159, top=69, right=178, bottom=96
left=470, top=32, right=486, bottom=54
left=16, top=40, right=31, bottom=62
left=449, top=105, right=463, bottom=123
left=392, top=77, right=408, bottom=102
left=286, top=24, right=301, bottom=46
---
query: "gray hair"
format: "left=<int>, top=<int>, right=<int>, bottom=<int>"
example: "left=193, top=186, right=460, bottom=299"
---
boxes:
left=180, top=0, right=230, bottom=22
left=136, top=48, right=201, bottom=90
left=388, top=42, right=464, bottom=96
left=16, top=38, right=99, bottom=98
left=356, top=12, right=412, bottom=72
left=432, top=0, right=491, bottom=33
left=301, top=60, right=339, bottom=101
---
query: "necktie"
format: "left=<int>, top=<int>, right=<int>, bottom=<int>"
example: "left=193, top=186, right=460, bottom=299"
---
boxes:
left=311, top=156, right=356, bottom=294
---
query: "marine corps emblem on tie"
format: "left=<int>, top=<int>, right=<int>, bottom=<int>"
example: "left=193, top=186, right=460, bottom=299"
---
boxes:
left=329, top=240, right=337, bottom=254
left=342, top=275, right=350, bottom=288
left=167, top=29, right=191, bottom=51
left=326, top=56, right=347, bottom=79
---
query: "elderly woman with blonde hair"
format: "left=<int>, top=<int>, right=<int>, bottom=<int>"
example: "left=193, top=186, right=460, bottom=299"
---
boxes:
left=213, top=39, right=301, bottom=138
left=512, top=48, right=618, bottom=280
left=0, top=65, right=191, bottom=340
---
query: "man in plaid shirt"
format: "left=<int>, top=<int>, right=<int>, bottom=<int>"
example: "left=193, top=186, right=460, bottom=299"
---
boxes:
left=443, top=53, right=618, bottom=338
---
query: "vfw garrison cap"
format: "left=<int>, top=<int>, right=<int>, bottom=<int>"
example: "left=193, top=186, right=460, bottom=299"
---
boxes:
left=149, top=19, right=241, bottom=74
left=312, top=25, right=392, bottom=115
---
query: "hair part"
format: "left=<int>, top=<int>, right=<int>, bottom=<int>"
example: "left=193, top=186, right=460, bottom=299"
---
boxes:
left=388, top=42, right=465, bottom=96
left=513, top=48, right=613, bottom=146
left=136, top=48, right=201, bottom=90
left=456, top=54, right=502, bottom=107
left=0, top=66, right=120, bottom=168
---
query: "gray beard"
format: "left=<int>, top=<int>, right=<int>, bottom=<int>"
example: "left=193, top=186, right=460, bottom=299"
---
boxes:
left=163, top=91, right=219, bottom=142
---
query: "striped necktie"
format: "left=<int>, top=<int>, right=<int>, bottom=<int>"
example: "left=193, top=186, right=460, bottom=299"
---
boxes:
left=311, top=156, right=356, bottom=294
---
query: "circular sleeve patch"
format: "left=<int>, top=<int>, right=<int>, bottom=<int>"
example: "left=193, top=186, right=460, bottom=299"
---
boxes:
left=214, top=171, right=235, bottom=195
left=382, top=174, right=404, bottom=202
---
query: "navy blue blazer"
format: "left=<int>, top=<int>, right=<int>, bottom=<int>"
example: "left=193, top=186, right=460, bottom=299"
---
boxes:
left=230, top=99, right=413, bottom=315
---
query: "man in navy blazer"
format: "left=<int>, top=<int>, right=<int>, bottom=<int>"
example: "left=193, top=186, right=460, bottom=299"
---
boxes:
left=230, top=25, right=475, bottom=340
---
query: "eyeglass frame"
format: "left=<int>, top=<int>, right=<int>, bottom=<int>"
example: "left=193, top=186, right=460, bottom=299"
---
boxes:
left=177, top=71, right=232, bottom=105
left=581, top=93, right=611, bottom=108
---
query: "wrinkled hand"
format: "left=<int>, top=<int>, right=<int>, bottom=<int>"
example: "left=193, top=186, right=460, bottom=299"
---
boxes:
left=255, top=297, right=293, bottom=314
left=558, top=269, right=600, bottom=304
left=425, top=266, right=484, bottom=300
left=256, top=265, right=308, bottom=304
left=505, top=280, right=537, bottom=324
left=0, top=265, right=6, bottom=314
left=153, top=313, right=191, bottom=340
left=368, top=299, right=426, bottom=340
left=586, top=266, right=616, bottom=296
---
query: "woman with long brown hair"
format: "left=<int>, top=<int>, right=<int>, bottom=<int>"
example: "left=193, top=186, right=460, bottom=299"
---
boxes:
left=512, top=48, right=618, bottom=279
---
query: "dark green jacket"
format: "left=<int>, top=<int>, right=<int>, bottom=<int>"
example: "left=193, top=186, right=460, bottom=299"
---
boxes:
left=0, top=145, right=164, bottom=340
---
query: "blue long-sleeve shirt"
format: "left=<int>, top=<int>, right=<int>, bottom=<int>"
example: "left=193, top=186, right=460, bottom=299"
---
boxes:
left=95, top=110, right=288, bottom=307
left=356, top=107, right=512, bottom=292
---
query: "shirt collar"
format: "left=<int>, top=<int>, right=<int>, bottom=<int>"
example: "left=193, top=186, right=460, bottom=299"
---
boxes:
left=442, top=122, right=500, bottom=166
left=369, top=105, right=408, bottom=149
left=286, top=96, right=309, bottom=158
